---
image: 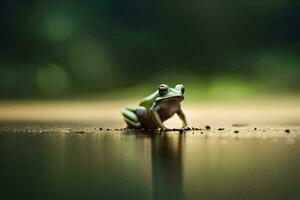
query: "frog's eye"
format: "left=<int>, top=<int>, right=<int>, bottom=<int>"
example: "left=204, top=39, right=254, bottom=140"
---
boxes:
left=158, top=84, right=168, bottom=96
left=175, top=84, right=185, bottom=94
left=181, top=85, right=185, bottom=94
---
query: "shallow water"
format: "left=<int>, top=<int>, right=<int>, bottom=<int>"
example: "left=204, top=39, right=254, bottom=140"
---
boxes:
left=1, top=131, right=300, bottom=200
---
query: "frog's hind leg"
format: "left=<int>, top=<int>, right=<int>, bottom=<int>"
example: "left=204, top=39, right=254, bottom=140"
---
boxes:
left=122, top=108, right=141, bottom=128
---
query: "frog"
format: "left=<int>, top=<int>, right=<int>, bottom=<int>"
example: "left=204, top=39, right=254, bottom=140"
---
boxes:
left=122, top=84, right=188, bottom=130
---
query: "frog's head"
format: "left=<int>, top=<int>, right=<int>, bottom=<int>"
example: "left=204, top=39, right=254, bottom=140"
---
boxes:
left=155, top=84, right=185, bottom=102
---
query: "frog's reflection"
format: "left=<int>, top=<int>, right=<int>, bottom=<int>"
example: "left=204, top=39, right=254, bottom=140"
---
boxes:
left=151, top=133, right=184, bottom=200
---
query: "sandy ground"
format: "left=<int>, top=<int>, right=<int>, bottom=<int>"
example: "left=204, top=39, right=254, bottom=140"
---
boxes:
left=0, top=97, right=299, bottom=128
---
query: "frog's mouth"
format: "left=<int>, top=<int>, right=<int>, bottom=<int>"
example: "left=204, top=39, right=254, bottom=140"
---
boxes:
left=158, top=95, right=184, bottom=102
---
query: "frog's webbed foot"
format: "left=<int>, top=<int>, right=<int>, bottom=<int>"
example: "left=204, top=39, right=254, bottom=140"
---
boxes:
left=122, top=108, right=142, bottom=129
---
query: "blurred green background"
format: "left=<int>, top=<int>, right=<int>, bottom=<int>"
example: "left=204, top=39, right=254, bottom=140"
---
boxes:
left=0, top=0, right=299, bottom=100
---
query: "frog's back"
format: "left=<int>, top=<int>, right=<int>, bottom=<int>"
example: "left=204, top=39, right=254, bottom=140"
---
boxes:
left=139, top=91, right=158, bottom=110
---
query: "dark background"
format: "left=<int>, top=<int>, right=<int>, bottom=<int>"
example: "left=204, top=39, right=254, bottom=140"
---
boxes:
left=0, top=0, right=299, bottom=98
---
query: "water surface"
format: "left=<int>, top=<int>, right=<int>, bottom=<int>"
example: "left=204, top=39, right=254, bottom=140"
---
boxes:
left=0, top=131, right=300, bottom=200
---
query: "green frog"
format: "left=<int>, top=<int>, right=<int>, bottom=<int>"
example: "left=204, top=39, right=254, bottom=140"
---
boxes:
left=122, top=84, right=188, bottom=130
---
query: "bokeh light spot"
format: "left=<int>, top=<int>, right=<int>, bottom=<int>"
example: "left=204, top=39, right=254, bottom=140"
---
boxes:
left=67, top=39, right=120, bottom=88
left=36, top=64, right=70, bottom=96
left=42, top=13, right=74, bottom=41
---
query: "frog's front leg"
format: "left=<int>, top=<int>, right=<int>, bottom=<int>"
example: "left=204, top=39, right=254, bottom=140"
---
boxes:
left=149, top=102, right=169, bottom=130
left=177, top=108, right=188, bottom=128
left=122, top=107, right=142, bottom=128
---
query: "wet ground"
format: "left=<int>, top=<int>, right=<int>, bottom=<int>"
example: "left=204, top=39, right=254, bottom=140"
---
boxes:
left=0, top=124, right=300, bottom=200
left=0, top=99, right=300, bottom=199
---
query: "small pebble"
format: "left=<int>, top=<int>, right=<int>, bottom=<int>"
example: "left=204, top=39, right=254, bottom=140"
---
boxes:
left=205, top=125, right=211, bottom=130
left=218, top=128, right=225, bottom=131
left=99, top=128, right=103, bottom=131
left=254, top=128, right=257, bottom=130
left=234, top=130, right=239, bottom=133
left=285, top=129, right=290, bottom=133
left=232, top=123, right=248, bottom=127
left=74, top=131, right=85, bottom=134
